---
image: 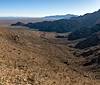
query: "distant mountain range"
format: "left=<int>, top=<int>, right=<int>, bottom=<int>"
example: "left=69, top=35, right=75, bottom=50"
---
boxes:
left=0, top=14, right=78, bottom=25
left=0, top=17, right=46, bottom=25
left=11, top=9, right=100, bottom=50
left=12, top=9, right=100, bottom=33
left=43, top=14, right=78, bottom=20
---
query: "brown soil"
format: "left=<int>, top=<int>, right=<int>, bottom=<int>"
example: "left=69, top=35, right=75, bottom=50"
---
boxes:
left=0, top=27, right=99, bottom=85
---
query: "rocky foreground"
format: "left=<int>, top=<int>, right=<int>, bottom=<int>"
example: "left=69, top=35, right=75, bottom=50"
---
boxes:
left=0, top=27, right=100, bottom=85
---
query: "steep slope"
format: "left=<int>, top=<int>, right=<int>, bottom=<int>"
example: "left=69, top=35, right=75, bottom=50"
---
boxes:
left=75, top=32, right=100, bottom=49
left=71, top=9, right=100, bottom=27
left=68, top=24, right=100, bottom=40
left=73, top=45, right=100, bottom=80
left=0, top=27, right=99, bottom=85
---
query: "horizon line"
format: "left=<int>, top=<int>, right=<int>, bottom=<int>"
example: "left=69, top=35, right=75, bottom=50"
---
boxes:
left=0, top=9, right=98, bottom=18
left=0, top=13, right=83, bottom=18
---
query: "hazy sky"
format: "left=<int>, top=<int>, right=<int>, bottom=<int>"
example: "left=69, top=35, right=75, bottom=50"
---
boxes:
left=0, top=0, right=100, bottom=17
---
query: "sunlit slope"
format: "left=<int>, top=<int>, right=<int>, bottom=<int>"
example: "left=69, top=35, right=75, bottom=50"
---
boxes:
left=0, top=27, right=99, bottom=85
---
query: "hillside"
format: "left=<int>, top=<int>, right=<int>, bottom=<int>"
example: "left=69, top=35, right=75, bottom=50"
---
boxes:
left=12, top=19, right=80, bottom=33
left=0, top=27, right=99, bottom=85
left=68, top=24, right=100, bottom=40
left=75, top=32, right=100, bottom=49
left=71, top=9, right=100, bottom=27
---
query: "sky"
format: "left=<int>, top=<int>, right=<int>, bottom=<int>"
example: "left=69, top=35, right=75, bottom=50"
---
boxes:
left=0, top=0, right=100, bottom=17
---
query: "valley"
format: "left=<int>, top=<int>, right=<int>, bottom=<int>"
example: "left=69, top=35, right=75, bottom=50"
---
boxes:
left=0, top=9, right=100, bottom=85
left=0, top=26, right=99, bottom=85
left=0, top=0, right=100, bottom=85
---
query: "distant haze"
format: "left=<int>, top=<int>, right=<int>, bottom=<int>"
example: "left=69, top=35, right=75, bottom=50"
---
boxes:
left=43, top=14, right=78, bottom=20
left=0, top=0, right=100, bottom=17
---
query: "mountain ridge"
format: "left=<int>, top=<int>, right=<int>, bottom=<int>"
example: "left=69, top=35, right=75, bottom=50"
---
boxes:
left=11, top=9, right=100, bottom=33
left=43, top=14, right=78, bottom=20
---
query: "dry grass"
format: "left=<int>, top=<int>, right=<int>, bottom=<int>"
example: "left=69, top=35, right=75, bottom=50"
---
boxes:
left=0, top=27, right=99, bottom=85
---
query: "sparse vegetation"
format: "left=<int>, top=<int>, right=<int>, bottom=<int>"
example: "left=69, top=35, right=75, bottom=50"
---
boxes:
left=0, top=27, right=99, bottom=85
